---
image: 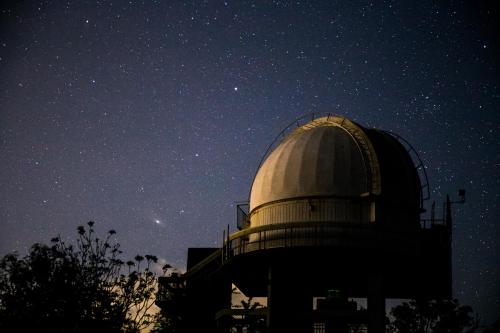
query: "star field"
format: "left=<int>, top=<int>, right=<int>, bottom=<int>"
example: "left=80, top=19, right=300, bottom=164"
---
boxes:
left=0, top=0, right=498, bottom=325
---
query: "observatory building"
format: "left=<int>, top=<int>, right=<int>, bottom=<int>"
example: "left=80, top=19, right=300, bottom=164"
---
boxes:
left=157, top=115, right=454, bottom=333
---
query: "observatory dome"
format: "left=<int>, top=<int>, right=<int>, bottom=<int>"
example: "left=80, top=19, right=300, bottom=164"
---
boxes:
left=248, top=116, right=422, bottom=228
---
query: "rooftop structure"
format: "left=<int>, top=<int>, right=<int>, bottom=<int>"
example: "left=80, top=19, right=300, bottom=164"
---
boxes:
left=157, top=114, right=457, bottom=333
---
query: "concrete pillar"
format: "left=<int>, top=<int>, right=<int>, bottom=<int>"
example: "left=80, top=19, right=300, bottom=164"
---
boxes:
left=266, top=265, right=273, bottom=331
left=267, top=265, right=311, bottom=333
left=367, top=274, right=385, bottom=333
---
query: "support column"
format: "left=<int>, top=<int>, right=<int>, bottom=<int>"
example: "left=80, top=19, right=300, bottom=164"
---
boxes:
left=266, top=265, right=273, bottom=331
left=367, top=274, right=385, bottom=333
left=267, top=265, right=312, bottom=333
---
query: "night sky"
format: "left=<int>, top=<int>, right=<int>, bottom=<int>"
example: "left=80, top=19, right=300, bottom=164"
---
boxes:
left=1, top=0, right=498, bottom=325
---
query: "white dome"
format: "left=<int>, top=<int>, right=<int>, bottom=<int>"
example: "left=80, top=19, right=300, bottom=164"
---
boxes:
left=250, top=116, right=381, bottom=212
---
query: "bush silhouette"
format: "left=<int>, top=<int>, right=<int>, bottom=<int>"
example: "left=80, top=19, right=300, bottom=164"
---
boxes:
left=0, top=222, right=161, bottom=333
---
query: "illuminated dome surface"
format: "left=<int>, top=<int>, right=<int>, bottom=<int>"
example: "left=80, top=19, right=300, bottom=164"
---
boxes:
left=248, top=115, right=422, bottom=227
left=250, top=116, right=381, bottom=211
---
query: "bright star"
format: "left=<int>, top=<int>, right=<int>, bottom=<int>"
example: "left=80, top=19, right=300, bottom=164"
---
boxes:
left=234, top=86, right=238, bottom=91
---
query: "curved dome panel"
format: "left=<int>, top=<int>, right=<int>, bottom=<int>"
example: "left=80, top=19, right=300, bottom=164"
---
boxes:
left=250, top=116, right=380, bottom=211
left=365, top=129, right=422, bottom=224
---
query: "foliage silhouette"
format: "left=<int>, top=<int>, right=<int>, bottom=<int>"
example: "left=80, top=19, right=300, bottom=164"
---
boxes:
left=228, top=287, right=265, bottom=333
left=235, top=296, right=265, bottom=333
left=150, top=266, right=187, bottom=333
left=0, top=221, right=160, bottom=333
left=388, top=299, right=476, bottom=333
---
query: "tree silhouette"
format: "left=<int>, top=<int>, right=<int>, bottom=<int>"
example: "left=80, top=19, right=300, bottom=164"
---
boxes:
left=237, top=296, right=265, bottom=333
left=150, top=266, right=187, bottom=333
left=0, top=221, right=160, bottom=333
left=229, top=287, right=265, bottom=333
left=388, top=299, right=476, bottom=333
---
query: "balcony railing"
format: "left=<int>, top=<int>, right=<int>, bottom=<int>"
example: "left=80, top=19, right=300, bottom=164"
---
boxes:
left=222, top=221, right=427, bottom=263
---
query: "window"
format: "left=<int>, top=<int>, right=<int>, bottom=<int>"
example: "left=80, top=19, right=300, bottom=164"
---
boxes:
left=313, top=322, right=326, bottom=333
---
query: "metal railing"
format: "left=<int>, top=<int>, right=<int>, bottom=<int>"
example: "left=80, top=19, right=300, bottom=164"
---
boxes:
left=381, top=130, right=431, bottom=210
left=236, top=202, right=249, bottom=230
left=222, top=221, right=421, bottom=263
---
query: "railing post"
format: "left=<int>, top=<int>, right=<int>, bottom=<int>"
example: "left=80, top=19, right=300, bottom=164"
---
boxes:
left=314, top=225, right=318, bottom=247
left=222, top=229, right=226, bottom=262
left=263, top=229, right=267, bottom=249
